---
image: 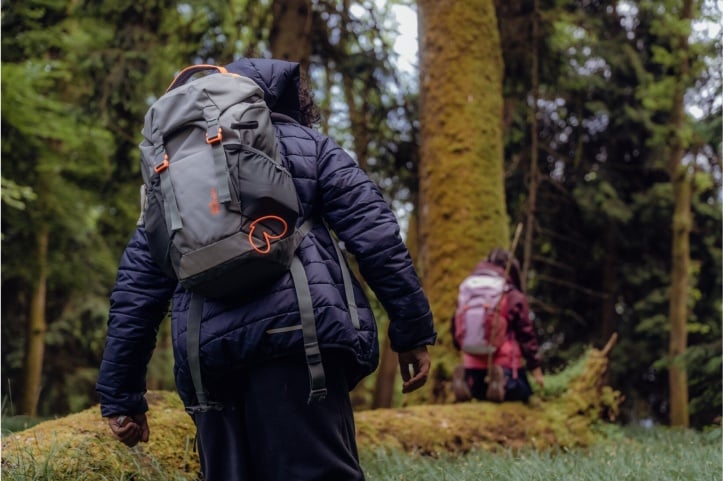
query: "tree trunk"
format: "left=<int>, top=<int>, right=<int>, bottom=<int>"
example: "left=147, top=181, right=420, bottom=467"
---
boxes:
left=418, top=0, right=509, bottom=403
left=339, top=1, right=370, bottom=170
left=667, top=0, right=693, bottom=428
left=371, top=212, right=421, bottom=408
left=371, top=335, right=397, bottom=409
left=521, top=0, right=540, bottom=290
left=20, top=224, right=49, bottom=416
left=270, top=0, right=313, bottom=76
left=600, top=230, right=618, bottom=343
left=669, top=168, right=691, bottom=428
left=341, top=75, right=369, bottom=170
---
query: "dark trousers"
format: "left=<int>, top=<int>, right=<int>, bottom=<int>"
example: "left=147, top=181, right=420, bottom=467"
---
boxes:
left=465, top=367, right=533, bottom=402
left=191, top=353, right=365, bottom=481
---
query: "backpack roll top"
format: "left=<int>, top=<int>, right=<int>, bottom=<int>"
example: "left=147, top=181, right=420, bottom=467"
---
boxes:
left=138, top=68, right=300, bottom=300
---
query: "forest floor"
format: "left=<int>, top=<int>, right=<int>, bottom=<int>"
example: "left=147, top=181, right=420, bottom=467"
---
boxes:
left=1, top=338, right=628, bottom=479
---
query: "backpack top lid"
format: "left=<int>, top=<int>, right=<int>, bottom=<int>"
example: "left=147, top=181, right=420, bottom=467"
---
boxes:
left=140, top=69, right=268, bottom=154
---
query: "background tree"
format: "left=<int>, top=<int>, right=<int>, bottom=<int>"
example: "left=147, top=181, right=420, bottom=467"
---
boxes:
left=271, top=0, right=313, bottom=73
left=652, top=0, right=694, bottom=428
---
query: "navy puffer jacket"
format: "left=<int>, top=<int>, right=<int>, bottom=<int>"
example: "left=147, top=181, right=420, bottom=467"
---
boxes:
left=96, top=59, right=436, bottom=416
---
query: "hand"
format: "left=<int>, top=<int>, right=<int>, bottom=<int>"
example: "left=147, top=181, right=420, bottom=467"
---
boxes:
left=531, top=367, right=545, bottom=388
left=398, top=346, right=431, bottom=393
left=108, top=413, right=150, bottom=447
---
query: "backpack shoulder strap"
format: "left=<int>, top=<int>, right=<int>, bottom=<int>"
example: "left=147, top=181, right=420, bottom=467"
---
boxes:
left=185, top=293, right=223, bottom=413
left=297, top=218, right=359, bottom=330
left=289, top=217, right=360, bottom=404
left=499, top=290, right=510, bottom=323
left=323, top=220, right=360, bottom=329
left=289, top=256, right=328, bottom=403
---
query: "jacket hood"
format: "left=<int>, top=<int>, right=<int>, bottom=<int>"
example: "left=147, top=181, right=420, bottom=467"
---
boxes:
left=225, top=58, right=302, bottom=122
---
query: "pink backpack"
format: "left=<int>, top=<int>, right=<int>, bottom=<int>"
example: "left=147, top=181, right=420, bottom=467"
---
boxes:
left=453, top=273, right=509, bottom=355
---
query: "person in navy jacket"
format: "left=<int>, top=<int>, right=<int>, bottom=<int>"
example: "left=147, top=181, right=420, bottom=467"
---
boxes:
left=95, top=58, right=436, bottom=481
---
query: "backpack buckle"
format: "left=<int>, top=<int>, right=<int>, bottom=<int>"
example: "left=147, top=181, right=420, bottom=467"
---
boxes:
left=154, top=154, right=169, bottom=174
left=307, top=387, right=328, bottom=404
left=206, top=127, right=223, bottom=144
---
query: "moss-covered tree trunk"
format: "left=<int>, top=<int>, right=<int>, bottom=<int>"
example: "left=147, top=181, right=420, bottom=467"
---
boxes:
left=20, top=223, right=49, bottom=416
left=417, top=0, right=509, bottom=403
left=667, top=0, right=693, bottom=429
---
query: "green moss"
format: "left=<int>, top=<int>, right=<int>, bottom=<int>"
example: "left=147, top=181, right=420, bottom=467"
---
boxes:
left=2, top=391, right=199, bottom=480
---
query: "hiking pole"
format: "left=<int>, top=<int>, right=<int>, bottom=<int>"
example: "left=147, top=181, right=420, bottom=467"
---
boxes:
left=484, top=223, right=524, bottom=399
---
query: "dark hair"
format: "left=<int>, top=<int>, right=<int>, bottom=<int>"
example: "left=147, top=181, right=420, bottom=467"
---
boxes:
left=486, top=247, right=523, bottom=292
left=298, top=73, right=321, bottom=127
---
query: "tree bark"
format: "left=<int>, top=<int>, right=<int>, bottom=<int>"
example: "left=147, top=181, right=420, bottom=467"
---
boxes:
left=371, top=211, right=422, bottom=408
left=418, top=0, right=509, bottom=403
left=20, top=224, right=49, bottom=416
left=600, top=230, right=618, bottom=343
left=270, top=0, right=313, bottom=76
left=521, top=0, right=540, bottom=291
left=339, top=1, right=370, bottom=170
left=371, top=335, right=397, bottom=409
left=667, top=0, right=693, bottom=428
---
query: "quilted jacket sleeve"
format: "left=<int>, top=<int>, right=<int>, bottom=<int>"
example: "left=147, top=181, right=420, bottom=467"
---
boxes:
left=315, top=135, right=437, bottom=352
left=507, top=289, right=541, bottom=370
left=95, top=227, right=177, bottom=417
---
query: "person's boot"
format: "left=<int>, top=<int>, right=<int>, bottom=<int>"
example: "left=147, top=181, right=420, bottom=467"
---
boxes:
left=452, top=365, right=472, bottom=402
left=485, top=365, right=506, bottom=402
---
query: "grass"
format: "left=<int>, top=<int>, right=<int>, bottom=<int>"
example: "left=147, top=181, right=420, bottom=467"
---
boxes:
left=2, top=422, right=720, bottom=480
left=1, top=415, right=49, bottom=435
left=360, top=427, right=722, bottom=481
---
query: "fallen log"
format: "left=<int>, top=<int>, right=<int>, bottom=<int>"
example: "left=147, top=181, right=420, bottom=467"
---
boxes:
left=355, top=333, right=622, bottom=454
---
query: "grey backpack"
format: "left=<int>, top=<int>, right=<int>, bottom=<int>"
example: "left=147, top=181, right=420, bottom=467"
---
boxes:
left=138, top=64, right=358, bottom=408
left=139, top=64, right=302, bottom=300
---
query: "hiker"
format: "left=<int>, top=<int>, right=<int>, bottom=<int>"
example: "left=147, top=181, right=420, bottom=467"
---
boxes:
left=96, top=58, right=437, bottom=481
left=451, top=248, right=544, bottom=403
